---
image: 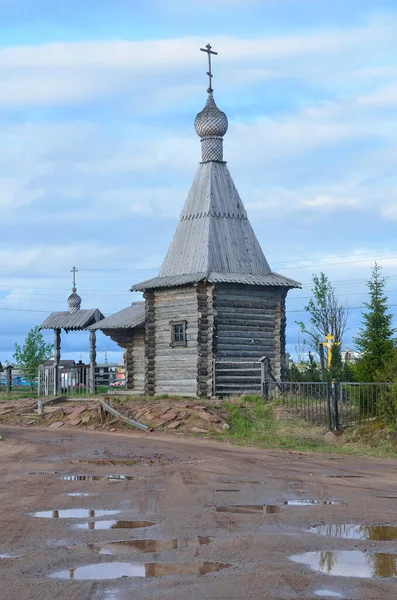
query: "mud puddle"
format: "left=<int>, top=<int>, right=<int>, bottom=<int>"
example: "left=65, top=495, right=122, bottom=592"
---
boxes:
left=61, top=474, right=135, bottom=481
left=88, top=537, right=211, bottom=554
left=77, top=458, right=163, bottom=467
left=31, top=509, right=117, bottom=519
left=322, top=474, right=364, bottom=478
left=285, top=500, right=342, bottom=506
left=314, top=591, right=344, bottom=598
left=51, top=561, right=231, bottom=579
left=214, top=489, right=240, bottom=493
left=216, top=505, right=279, bottom=514
left=75, top=520, right=153, bottom=530
left=309, top=524, right=397, bottom=540
left=290, top=550, right=397, bottom=578
left=28, top=471, right=59, bottom=475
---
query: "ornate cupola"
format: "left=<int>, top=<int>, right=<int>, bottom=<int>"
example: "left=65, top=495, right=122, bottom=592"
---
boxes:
left=67, top=266, right=82, bottom=314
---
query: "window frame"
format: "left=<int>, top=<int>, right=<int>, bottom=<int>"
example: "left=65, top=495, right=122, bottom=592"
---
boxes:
left=169, top=320, right=187, bottom=347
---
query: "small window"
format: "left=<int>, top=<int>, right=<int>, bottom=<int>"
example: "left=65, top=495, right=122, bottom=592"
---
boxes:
left=170, top=320, right=187, bottom=347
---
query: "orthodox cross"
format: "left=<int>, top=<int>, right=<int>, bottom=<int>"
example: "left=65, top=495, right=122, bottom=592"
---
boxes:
left=71, top=266, right=78, bottom=291
left=321, top=332, right=341, bottom=368
left=200, top=43, right=218, bottom=94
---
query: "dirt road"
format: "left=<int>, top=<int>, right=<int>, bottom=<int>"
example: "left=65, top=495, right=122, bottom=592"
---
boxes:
left=0, top=426, right=396, bottom=600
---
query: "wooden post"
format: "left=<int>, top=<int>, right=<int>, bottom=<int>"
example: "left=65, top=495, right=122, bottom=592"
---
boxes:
left=259, top=356, right=269, bottom=399
left=319, top=342, right=326, bottom=381
left=5, top=365, right=12, bottom=393
left=54, top=328, right=61, bottom=394
left=89, top=330, right=97, bottom=395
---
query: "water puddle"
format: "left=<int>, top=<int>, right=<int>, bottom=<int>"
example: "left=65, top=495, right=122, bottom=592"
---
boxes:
left=89, top=537, right=212, bottom=555
left=75, top=520, right=153, bottom=530
left=214, top=489, right=240, bottom=493
left=315, top=591, right=345, bottom=598
left=61, top=474, right=135, bottom=481
left=290, top=550, right=397, bottom=578
left=323, top=474, right=364, bottom=478
left=28, top=471, right=59, bottom=475
left=241, top=480, right=265, bottom=485
left=51, top=561, right=231, bottom=580
left=0, top=554, right=14, bottom=559
left=216, top=504, right=279, bottom=514
left=31, top=509, right=117, bottom=519
left=285, top=500, right=342, bottom=506
left=309, top=524, right=397, bottom=541
left=64, top=493, right=93, bottom=497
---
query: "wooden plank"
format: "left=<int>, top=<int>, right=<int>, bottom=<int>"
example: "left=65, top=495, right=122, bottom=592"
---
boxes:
left=99, top=399, right=149, bottom=431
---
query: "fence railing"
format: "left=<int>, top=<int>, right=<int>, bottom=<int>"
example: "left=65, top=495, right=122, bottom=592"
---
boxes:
left=37, top=364, right=125, bottom=396
left=268, top=380, right=396, bottom=430
left=0, top=366, right=37, bottom=394
left=268, top=381, right=332, bottom=428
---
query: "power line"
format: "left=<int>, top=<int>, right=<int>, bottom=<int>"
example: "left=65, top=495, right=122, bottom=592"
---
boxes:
left=287, top=304, right=397, bottom=314
left=0, top=252, right=396, bottom=278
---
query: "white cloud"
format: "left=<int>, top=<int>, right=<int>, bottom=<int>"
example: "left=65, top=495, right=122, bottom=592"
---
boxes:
left=0, top=16, right=395, bottom=108
left=357, top=85, right=397, bottom=108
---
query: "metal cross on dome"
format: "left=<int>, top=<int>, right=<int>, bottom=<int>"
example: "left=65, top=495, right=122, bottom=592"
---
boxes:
left=71, top=266, right=78, bottom=290
left=200, top=43, right=218, bottom=94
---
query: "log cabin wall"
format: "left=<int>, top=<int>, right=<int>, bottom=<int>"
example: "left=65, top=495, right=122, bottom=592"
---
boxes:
left=197, top=281, right=215, bottom=397
left=107, top=327, right=145, bottom=393
left=213, top=284, right=287, bottom=394
left=148, top=286, right=199, bottom=396
left=132, top=330, right=145, bottom=394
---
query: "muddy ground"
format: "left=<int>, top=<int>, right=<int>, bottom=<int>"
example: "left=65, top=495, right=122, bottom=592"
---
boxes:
left=0, top=426, right=396, bottom=600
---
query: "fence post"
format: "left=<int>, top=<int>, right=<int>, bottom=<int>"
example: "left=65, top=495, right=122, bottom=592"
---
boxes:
left=319, top=343, right=326, bottom=381
left=5, top=365, right=12, bottom=393
left=212, top=358, right=216, bottom=398
left=338, top=382, right=344, bottom=430
left=89, top=331, right=97, bottom=395
left=331, top=379, right=339, bottom=431
left=259, top=356, right=269, bottom=400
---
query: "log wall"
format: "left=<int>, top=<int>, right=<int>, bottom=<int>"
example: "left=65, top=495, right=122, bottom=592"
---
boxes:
left=147, top=286, right=199, bottom=396
left=106, top=327, right=145, bottom=393
left=197, top=281, right=214, bottom=397
left=213, top=284, right=287, bottom=394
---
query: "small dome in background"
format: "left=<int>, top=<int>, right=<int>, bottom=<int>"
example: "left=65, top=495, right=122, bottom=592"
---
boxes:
left=68, top=290, right=81, bottom=314
left=194, top=93, right=228, bottom=139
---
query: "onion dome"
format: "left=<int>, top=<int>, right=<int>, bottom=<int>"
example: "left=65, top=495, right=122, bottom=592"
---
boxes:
left=68, top=287, right=81, bottom=314
left=194, top=93, right=228, bottom=162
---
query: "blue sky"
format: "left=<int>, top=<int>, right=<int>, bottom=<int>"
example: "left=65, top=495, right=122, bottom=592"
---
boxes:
left=0, top=0, right=396, bottom=364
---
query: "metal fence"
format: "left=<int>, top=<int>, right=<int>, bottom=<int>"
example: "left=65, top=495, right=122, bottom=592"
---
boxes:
left=37, top=364, right=126, bottom=396
left=268, top=380, right=396, bottom=430
left=268, top=381, right=332, bottom=427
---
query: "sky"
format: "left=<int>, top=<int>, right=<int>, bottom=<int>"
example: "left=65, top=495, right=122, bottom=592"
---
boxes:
left=0, top=0, right=396, bottom=365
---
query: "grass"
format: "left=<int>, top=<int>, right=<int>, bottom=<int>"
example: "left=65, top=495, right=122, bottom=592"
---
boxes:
left=217, top=395, right=397, bottom=457
left=0, top=390, right=37, bottom=402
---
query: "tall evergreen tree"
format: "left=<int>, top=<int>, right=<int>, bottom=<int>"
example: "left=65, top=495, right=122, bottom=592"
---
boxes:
left=354, top=264, right=395, bottom=382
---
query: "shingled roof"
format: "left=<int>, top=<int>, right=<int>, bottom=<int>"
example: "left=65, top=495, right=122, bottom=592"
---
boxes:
left=130, top=162, right=300, bottom=292
left=89, top=303, right=145, bottom=331
left=40, top=308, right=104, bottom=331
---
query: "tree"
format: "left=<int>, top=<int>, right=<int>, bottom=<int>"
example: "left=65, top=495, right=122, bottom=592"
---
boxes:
left=13, top=327, right=53, bottom=388
left=297, top=272, right=349, bottom=351
left=354, top=263, right=395, bottom=382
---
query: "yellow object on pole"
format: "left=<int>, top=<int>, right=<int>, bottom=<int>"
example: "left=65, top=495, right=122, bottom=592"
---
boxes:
left=321, top=333, right=341, bottom=368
